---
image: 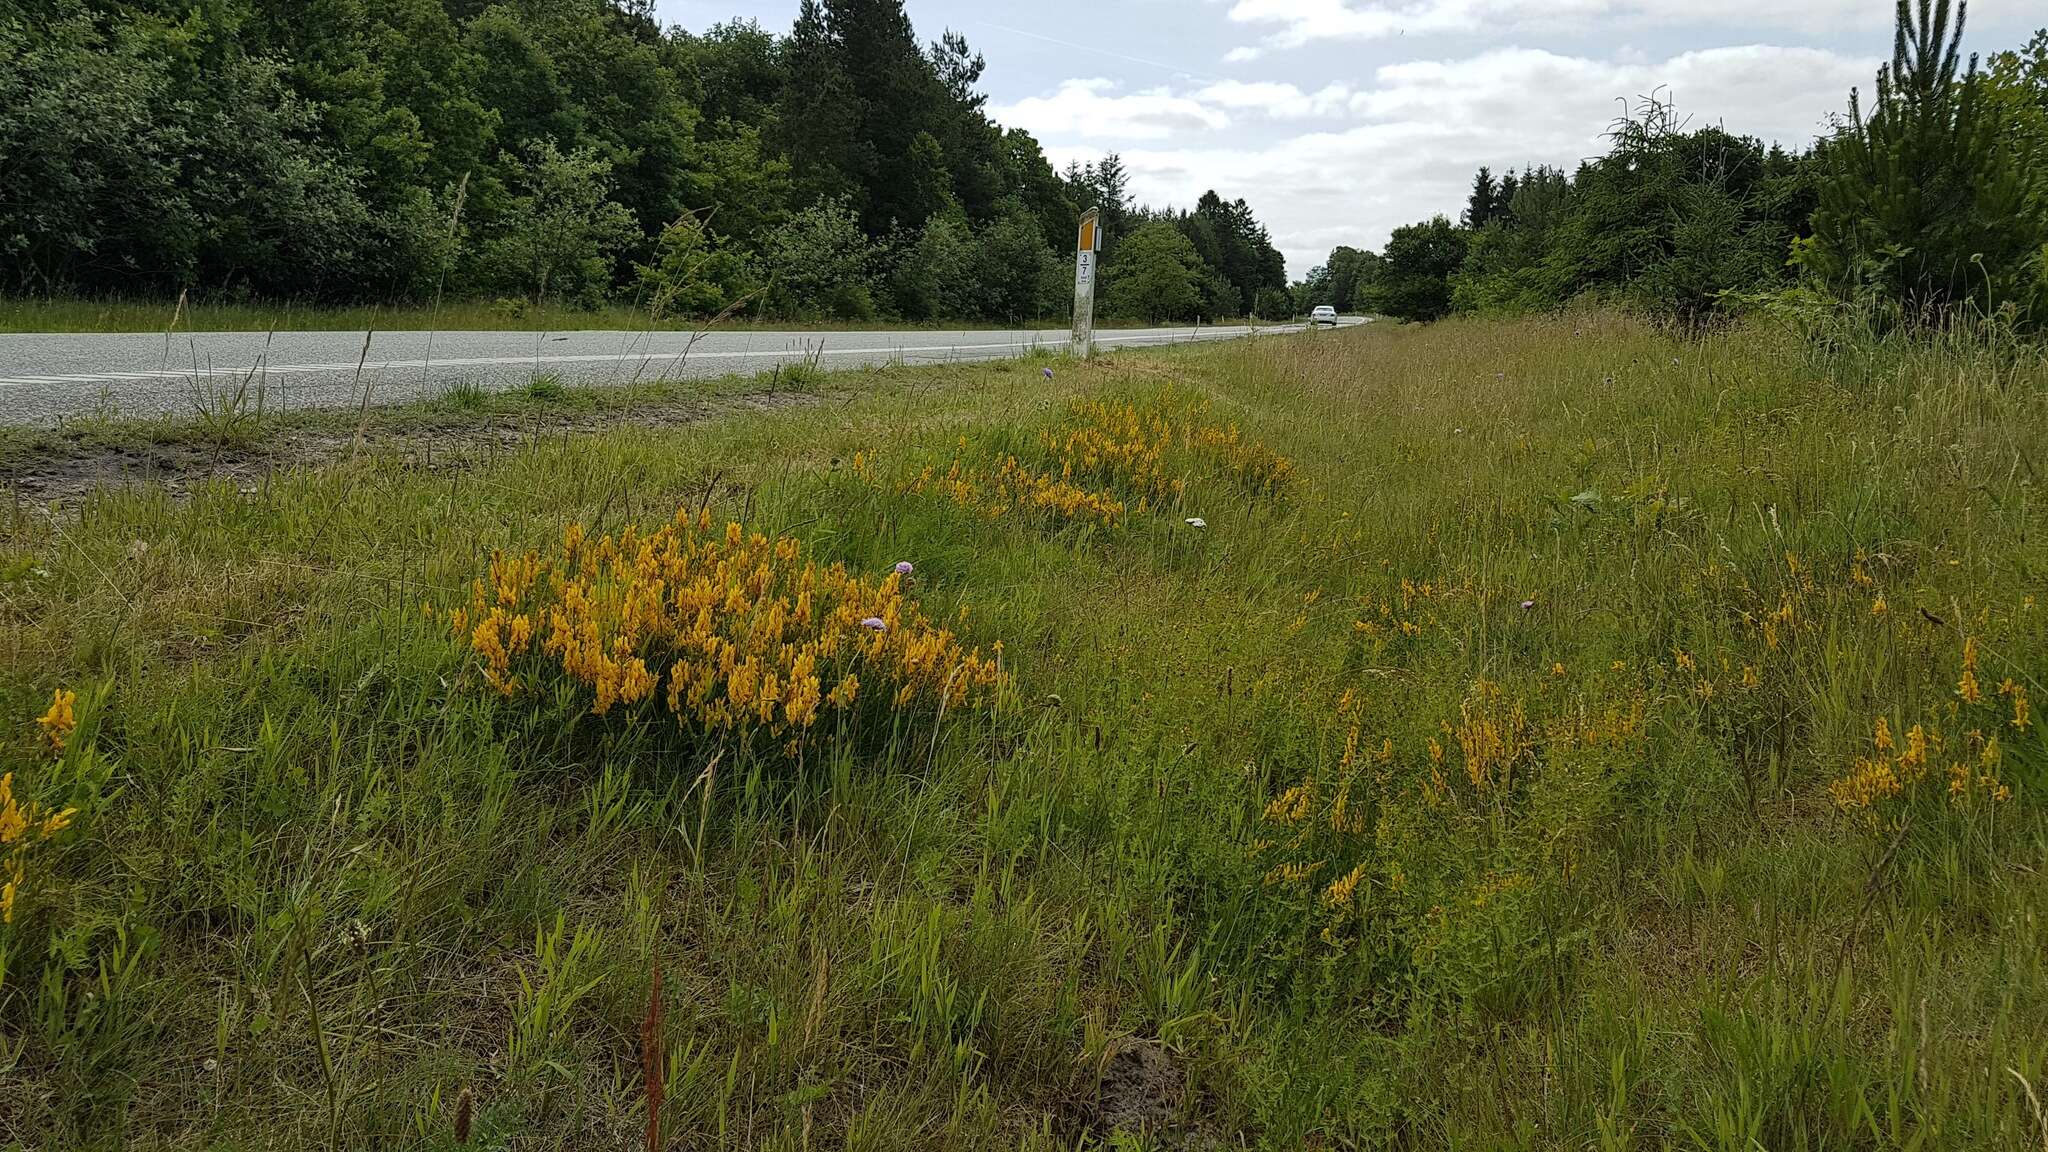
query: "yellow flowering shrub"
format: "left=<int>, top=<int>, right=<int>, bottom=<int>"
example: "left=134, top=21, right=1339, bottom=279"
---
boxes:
left=902, top=456, right=1126, bottom=527
left=1442, top=679, right=1531, bottom=799
left=6, top=688, right=82, bottom=924
left=861, top=389, right=1297, bottom=530
left=1828, top=637, right=2027, bottom=820
left=1827, top=715, right=2011, bottom=816
left=1051, top=394, right=1296, bottom=504
left=1254, top=689, right=1397, bottom=946
left=1190, top=422, right=1295, bottom=499
left=446, top=510, right=1006, bottom=752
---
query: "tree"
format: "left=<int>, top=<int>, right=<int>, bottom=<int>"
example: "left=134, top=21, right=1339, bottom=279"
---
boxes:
left=1463, top=166, right=1498, bottom=229
left=679, top=20, right=785, bottom=130
left=1324, top=246, right=1377, bottom=313
left=891, top=210, right=979, bottom=319
left=635, top=210, right=760, bottom=318
left=483, top=138, right=639, bottom=307
left=777, top=0, right=861, bottom=209
left=1449, top=167, right=1573, bottom=314
left=759, top=195, right=875, bottom=318
left=1368, top=216, right=1468, bottom=322
left=977, top=205, right=1058, bottom=321
left=1801, top=0, right=2047, bottom=323
left=1072, top=153, right=1132, bottom=262
left=1493, top=170, right=1519, bottom=226
left=1184, top=191, right=1287, bottom=316
left=1103, top=221, right=1205, bottom=323
left=826, top=0, right=944, bottom=233
left=0, top=0, right=1284, bottom=319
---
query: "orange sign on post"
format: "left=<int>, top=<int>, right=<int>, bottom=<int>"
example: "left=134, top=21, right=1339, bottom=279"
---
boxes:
left=1072, top=208, right=1101, bottom=359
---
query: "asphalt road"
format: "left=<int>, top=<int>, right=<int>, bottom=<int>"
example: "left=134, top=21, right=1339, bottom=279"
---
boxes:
left=0, top=321, right=1358, bottom=427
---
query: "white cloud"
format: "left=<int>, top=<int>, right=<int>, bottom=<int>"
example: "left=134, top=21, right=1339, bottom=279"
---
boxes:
left=994, top=77, right=1362, bottom=145
left=991, top=78, right=1231, bottom=140
left=1222, top=0, right=1901, bottom=54
left=1017, top=44, right=1876, bottom=277
left=1192, top=80, right=1359, bottom=118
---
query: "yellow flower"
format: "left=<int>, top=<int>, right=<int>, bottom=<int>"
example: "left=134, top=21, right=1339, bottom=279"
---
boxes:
left=1958, top=669, right=1982, bottom=704
left=1323, top=863, right=1368, bottom=907
left=0, top=777, right=23, bottom=846
left=1829, top=757, right=1901, bottom=811
left=1871, top=596, right=1887, bottom=616
left=37, top=688, right=76, bottom=752
left=0, top=772, right=75, bottom=923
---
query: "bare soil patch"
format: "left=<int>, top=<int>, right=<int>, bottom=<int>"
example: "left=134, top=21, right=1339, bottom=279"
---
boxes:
left=1, top=390, right=819, bottom=505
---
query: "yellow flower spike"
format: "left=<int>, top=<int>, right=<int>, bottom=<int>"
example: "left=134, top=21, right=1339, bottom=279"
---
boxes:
left=0, top=775, right=24, bottom=846
left=37, top=688, right=77, bottom=752
left=38, top=808, right=75, bottom=840
left=1958, top=668, right=1982, bottom=705
left=1323, top=863, right=1368, bottom=908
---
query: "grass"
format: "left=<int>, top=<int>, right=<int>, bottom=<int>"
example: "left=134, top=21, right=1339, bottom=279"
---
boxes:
left=1, top=313, right=2045, bottom=1149
left=0, top=363, right=810, bottom=484
left=0, top=294, right=1273, bottom=335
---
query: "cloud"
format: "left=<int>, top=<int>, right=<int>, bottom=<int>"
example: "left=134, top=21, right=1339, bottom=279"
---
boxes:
left=1192, top=80, right=1359, bottom=118
left=1221, top=0, right=1904, bottom=54
left=1014, top=44, right=1876, bottom=277
left=995, top=78, right=1361, bottom=145
left=993, top=78, right=1232, bottom=140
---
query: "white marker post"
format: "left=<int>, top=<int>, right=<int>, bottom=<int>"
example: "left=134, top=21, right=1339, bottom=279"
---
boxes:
left=1071, top=208, right=1101, bottom=359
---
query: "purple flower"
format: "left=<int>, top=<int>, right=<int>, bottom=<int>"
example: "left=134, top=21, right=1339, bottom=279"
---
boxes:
left=1042, top=367, right=1055, bottom=379
left=1521, top=599, right=1536, bottom=610
left=894, top=561, right=915, bottom=576
left=860, top=617, right=887, bottom=632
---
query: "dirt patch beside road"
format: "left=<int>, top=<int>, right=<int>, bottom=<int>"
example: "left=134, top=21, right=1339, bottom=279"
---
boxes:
left=1, top=389, right=821, bottom=506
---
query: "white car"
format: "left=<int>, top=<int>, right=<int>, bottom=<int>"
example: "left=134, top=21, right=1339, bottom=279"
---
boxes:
left=1310, top=305, right=1339, bottom=326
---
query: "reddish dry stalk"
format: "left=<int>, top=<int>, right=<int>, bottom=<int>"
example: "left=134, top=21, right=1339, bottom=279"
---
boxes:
left=642, top=953, right=665, bottom=1152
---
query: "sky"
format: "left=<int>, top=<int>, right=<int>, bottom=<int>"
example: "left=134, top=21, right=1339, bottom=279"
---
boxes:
left=655, top=1, right=2042, bottom=279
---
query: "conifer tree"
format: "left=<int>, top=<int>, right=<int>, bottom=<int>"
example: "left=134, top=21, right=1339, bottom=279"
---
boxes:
left=1803, top=0, right=2046, bottom=322
left=1463, top=166, right=1497, bottom=228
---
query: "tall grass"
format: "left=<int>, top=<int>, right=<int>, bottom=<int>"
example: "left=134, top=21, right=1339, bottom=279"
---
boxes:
left=0, top=313, right=2041, bottom=1149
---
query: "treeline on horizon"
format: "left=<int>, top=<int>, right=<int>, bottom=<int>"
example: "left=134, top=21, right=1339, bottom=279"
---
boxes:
left=0, top=0, right=1288, bottom=324
left=1298, top=2, right=2048, bottom=334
